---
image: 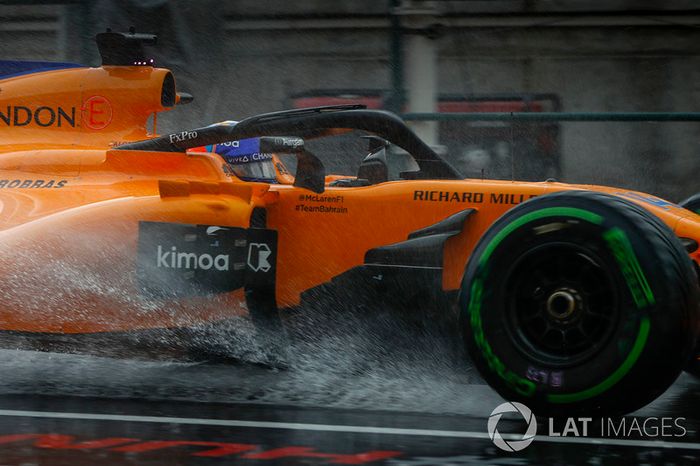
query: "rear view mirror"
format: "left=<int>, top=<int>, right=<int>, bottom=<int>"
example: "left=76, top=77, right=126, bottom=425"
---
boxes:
left=256, top=137, right=324, bottom=194
left=357, top=136, right=389, bottom=184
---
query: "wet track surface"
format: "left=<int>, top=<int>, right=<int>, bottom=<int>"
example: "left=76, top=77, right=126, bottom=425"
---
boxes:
left=0, top=348, right=696, bottom=466
left=0, top=309, right=695, bottom=465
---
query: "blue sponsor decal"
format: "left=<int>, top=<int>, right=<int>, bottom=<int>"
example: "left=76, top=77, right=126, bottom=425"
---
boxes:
left=223, top=153, right=273, bottom=165
left=213, top=138, right=273, bottom=165
left=0, top=60, right=85, bottom=81
left=215, top=138, right=260, bottom=157
left=618, top=192, right=677, bottom=210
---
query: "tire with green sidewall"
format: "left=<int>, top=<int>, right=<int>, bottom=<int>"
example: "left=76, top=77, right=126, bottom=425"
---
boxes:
left=461, top=190, right=699, bottom=416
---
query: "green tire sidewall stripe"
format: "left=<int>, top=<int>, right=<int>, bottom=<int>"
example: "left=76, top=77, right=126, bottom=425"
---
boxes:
left=603, top=227, right=656, bottom=308
left=547, top=317, right=650, bottom=403
left=469, top=206, right=652, bottom=403
left=478, top=207, right=604, bottom=267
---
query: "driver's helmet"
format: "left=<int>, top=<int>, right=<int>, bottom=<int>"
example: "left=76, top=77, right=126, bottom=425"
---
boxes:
left=194, top=137, right=278, bottom=183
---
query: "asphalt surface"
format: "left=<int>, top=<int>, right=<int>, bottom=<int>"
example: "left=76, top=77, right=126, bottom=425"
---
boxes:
left=0, top=306, right=695, bottom=465
left=0, top=348, right=697, bottom=466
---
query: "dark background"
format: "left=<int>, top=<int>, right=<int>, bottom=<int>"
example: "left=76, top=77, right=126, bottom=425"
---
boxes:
left=2, top=0, right=700, bottom=199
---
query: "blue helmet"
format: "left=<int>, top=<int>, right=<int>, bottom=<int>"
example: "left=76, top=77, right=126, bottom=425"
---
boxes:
left=204, top=137, right=278, bottom=183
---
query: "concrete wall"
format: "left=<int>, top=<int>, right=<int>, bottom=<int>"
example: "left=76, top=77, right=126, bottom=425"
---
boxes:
left=1, top=1, right=700, bottom=199
left=438, top=24, right=700, bottom=197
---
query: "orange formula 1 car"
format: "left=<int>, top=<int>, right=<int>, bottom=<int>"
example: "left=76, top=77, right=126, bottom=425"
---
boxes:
left=0, top=31, right=698, bottom=416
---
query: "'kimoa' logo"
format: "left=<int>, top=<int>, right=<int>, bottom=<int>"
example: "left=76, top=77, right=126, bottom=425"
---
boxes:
left=157, top=245, right=229, bottom=271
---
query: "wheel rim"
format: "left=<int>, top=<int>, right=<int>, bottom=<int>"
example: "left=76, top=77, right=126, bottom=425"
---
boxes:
left=505, top=242, right=619, bottom=367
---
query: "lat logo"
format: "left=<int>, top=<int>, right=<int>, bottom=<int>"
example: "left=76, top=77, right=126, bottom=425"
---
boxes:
left=487, top=402, right=538, bottom=452
left=247, top=243, right=272, bottom=272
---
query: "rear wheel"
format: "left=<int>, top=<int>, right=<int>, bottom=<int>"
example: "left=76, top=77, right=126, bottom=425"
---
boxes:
left=461, top=190, right=699, bottom=415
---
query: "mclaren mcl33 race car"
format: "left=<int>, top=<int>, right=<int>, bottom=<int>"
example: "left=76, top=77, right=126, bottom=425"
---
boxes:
left=0, top=31, right=698, bottom=416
